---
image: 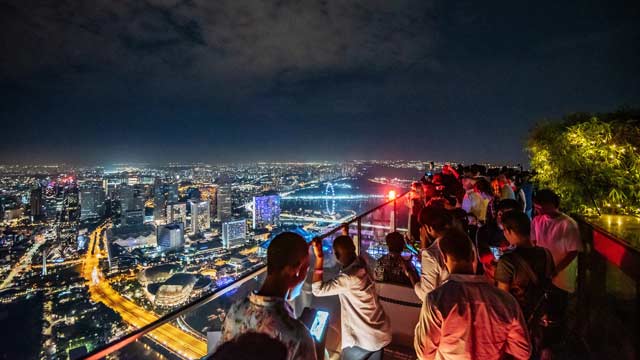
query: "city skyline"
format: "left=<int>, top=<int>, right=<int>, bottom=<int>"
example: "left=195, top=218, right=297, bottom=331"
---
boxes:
left=2, top=1, right=639, bottom=165
left=0, top=160, right=409, bottom=359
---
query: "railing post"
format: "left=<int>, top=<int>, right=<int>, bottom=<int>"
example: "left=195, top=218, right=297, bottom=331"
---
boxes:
left=357, top=218, right=362, bottom=255
left=391, top=198, right=397, bottom=232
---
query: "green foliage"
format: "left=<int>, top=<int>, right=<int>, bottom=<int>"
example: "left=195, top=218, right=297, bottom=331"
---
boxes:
left=527, top=110, right=640, bottom=215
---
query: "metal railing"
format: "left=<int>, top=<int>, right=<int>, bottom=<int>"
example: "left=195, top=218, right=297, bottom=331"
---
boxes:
left=81, top=190, right=410, bottom=360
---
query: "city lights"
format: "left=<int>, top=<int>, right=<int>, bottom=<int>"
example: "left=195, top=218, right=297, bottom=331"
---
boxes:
left=0, top=161, right=422, bottom=359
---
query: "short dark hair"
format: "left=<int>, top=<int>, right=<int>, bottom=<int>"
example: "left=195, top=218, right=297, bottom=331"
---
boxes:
left=439, top=229, right=475, bottom=263
left=474, top=177, right=493, bottom=196
left=210, top=332, right=287, bottom=360
left=267, top=232, right=308, bottom=275
left=501, top=211, right=531, bottom=236
left=333, top=235, right=356, bottom=253
left=385, top=232, right=405, bottom=253
left=419, top=206, right=452, bottom=232
left=534, top=189, right=560, bottom=208
left=496, top=198, right=521, bottom=212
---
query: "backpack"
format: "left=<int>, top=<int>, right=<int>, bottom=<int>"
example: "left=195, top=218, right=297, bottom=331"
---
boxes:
left=509, top=248, right=554, bottom=326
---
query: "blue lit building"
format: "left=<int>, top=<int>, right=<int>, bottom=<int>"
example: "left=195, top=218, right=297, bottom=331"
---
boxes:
left=252, top=194, right=281, bottom=229
left=222, top=219, right=246, bottom=249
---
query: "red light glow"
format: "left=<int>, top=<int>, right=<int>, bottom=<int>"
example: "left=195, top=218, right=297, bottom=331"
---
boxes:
left=388, top=190, right=396, bottom=200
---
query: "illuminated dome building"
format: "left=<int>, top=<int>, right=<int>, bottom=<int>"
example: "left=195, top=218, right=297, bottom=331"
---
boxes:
left=137, top=263, right=183, bottom=287
left=147, top=273, right=197, bottom=307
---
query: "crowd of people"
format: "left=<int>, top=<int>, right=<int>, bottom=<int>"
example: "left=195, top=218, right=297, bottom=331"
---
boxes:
left=209, top=165, right=582, bottom=360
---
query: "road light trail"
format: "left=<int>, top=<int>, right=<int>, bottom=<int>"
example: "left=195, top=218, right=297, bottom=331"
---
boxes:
left=82, top=223, right=207, bottom=359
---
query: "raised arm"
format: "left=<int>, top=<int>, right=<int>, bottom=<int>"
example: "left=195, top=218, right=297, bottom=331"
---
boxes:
left=311, top=238, right=350, bottom=296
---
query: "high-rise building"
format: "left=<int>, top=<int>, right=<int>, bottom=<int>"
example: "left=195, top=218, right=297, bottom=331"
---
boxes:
left=157, top=223, right=184, bottom=250
left=123, top=209, right=144, bottom=227
left=252, top=194, right=281, bottom=229
left=117, top=185, right=143, bottom=212
left=30, top=186, right=43, bottom=221
left=189, top=200, right=211, bottom=234
left=222, top=219, right=246, bottom=249
left=61, top=184, right=80, bottom=223
left=153, top=180, right=165, bottom=221
left=199, top=185, right=217, bottom=218
left=117, top=184, right=144, bottom=227
left=154, top=180, right=180, bottom=221
left=216, top=185, right=232, bottom=222
left=166, top=184, right=179, bottom=203
left=166, top=202, right=187, bottom=228
left=80, top=185, right=105, bottom=220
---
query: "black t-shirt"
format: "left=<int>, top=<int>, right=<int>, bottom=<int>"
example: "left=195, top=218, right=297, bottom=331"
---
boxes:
left=495, top=246, right=554, bottom=318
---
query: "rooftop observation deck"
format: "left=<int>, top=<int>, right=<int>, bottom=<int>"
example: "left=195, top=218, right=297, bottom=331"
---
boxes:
left=78, top=192, right=639, bottom=360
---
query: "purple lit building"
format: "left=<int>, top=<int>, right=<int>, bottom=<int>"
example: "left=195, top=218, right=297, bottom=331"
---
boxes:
left=252, top=194, right=281, bottom=230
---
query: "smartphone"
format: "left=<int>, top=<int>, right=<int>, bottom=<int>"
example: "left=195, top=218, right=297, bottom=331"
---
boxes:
left=309, top=310, right=330, bottom=342
left=489, top=246, right=502, bottom=260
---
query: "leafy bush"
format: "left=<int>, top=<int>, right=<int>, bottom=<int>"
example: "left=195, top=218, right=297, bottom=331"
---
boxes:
left=527, top=109, right=640, bottom=215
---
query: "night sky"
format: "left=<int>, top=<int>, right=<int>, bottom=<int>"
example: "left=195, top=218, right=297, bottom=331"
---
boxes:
left=1, top=0, right=639, bottom=165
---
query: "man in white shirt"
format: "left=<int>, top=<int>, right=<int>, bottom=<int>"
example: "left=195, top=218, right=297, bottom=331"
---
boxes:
left=531, top=189, right=582, bottom=352
left=312, top=235, right=391, bottom=360
left=414, top=229, right=531, bottom=360
left=531, top=189, right=582, bottom=293
left=407, top=206, right=453, bottom=301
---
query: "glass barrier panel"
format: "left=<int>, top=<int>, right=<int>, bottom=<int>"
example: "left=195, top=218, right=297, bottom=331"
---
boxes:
left=582, top=251, right=638, bottom=358
left=87, top=267, right=267, bottom=360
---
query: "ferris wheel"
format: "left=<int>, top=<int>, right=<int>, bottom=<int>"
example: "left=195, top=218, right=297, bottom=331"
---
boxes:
left=325, top=182, right=336, bottom=215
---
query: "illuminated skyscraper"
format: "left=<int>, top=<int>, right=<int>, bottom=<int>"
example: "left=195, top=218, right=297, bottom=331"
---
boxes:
left=222, top=219, right=246, bottom=249
left=117, top=184, right=143, bottom=212
left=252, top=194, right=281, bottom=229
left=30, top=185, right=43, bottom=221
left=157, top=223, right=185, bottom=250
left=80, top=184, right=105, bottom=220
left=189, top=200, right=210, bottom=234
left=199, top=185, right=217, bottom=218
left=61, top=184, right=80, bottom=223
left=166, top=202, right=187, bottom=228
left=154, top=180, right=180, bottom=221
left=216, top=185, right=232, bottom=222
left=116, top=184, right=144, bottom=227
left=153, top=180, right=165, bottom=221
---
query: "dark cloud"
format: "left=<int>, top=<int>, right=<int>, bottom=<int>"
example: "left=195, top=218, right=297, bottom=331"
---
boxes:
left=1, top=0, right=436, bottom=88
left=0, top=0, right=638, bottom=165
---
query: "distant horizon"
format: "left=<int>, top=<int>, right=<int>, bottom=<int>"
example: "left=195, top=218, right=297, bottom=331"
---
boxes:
left=0, top=159, right=526, bottom=168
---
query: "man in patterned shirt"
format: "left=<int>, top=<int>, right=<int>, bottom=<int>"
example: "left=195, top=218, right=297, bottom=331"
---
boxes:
left=374, top=231, right=417, bottom=286
left=219, top=232, right=317, bottom=360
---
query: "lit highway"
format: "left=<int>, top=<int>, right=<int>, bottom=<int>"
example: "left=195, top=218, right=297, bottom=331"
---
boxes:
left=81, top=223, right=207, bottom=359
